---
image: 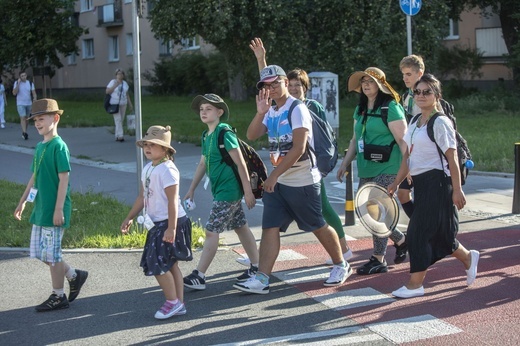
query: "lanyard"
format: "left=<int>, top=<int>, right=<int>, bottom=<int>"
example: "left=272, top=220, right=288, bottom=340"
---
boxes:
left=204, top=130, right=217, bottom=174
left=143, top=158, right=167, bottom=213
left=33, top=137, right=56, bottom=188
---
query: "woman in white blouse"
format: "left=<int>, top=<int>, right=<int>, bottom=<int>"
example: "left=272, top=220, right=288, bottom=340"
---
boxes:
left=106, top=68, right=133, bottom=142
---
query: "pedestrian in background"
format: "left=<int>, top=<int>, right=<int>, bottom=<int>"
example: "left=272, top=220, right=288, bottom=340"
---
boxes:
left=121, top=125, right=191, bottom=319
left=337, top=67, right=408, bottom=275
left=387, top=74, right=479, bottom=298
left=0, top=79, right=6, bottom=128
left=249, top=37, right=353, bottom=266
left=183, top=94, right=259, bottom=291
left=12, top=71, right=37, bottom=139
left=106, top=68, right=133, bottom=142
left=14, top=98, right=88, bottom=312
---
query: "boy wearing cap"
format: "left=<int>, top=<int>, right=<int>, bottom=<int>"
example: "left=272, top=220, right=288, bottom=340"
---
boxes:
left=183, top=94, right=260, bottom=291
left=233, top=65, right=351, bottom=295
left=14, top=99, right=88, bottom=312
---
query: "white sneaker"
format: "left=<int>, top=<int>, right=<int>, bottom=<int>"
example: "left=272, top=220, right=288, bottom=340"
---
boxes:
left=154, top=300, right=184, bottom=320
left=325, top=249, right=353, bottom=265
left=0, top=123, right=5, bottom=129
left=233, top=276, right=270, bottom=294
left=392, top=285, right=424, bottom=298
left=466, top=250, right=480, bottom=286
left=324, top=263, right=352, bottom=286
left=236, top=256, right=251, bottom=267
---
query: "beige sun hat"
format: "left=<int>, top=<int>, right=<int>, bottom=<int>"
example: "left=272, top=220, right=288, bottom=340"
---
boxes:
left=136, top=125, right=176, bottom=153
left=347, top=67, right=400, bottom=103
left=29, top=98, right=64, bottom=119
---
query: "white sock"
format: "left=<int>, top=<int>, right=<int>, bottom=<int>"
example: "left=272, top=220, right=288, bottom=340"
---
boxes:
left=53, top=288, right=65, bottom=297
left=197, top=270, right=206, bottom=279
left=65, top=267, right=76, bottom=280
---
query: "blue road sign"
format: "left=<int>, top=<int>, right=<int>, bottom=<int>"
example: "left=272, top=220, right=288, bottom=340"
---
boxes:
left=400, top=0, right=422, bottom=16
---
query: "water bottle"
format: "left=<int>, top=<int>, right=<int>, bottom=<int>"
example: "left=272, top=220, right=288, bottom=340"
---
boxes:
left=465, top=160, right=474, bottom=169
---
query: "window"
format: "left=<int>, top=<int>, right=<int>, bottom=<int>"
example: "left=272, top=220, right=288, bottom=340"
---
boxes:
left=445, top=19, right=459, bottom=40
left=109, top=36, right=119, bottom=61
left=181, top=36, right=200, bottom=50
left=80, top=0, right=93, bottom=12
left=126, top=33, right=133, bottom=56
left=82, top=39, right=94, bottom=59
left=159, top=38, right=173, bottom=56
left=68, top=54, right=77, bottom=65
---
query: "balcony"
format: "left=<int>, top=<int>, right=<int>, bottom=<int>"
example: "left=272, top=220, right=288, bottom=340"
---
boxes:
left=97, top=1, right=123, bottom=27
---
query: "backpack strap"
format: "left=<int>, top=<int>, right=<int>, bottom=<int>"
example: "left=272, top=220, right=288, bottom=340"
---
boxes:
left=426, top=113, right=449, bottom=172
left=287, top=99, right=315, bottom=166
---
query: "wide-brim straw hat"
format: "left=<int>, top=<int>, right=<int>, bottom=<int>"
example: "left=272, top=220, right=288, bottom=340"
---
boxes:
left=136, top=125, right=176, bottom=153
left=355, top=183, right=400, bottom=238
left=28, top=98, right=63, bottom=119
left=347, top=67, right=400, bottom=103
left=191, top=94, right=229, bottom=121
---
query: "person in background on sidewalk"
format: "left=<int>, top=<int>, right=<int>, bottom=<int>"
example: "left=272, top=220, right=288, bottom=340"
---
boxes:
left=183, top=94, right=259, bottom=291
left=337, top=67, right=408, bottom=275
left=106, top=68, right=133, bottom=142
left=234, top=65, right=351, bottom=295
left=387, top=74, right=479, bottom=298
left=0, top=79, right=6, bottom=128
left=248, top=37, right=353, bottom=266
left=121, top=125, right=191, bottom=319
left=13, top=98, right=88, bottom=312
left=12, top=71, right=37, bottom=139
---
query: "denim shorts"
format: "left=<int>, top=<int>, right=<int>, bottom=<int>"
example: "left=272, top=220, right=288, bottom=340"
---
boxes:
left=17, top=105, right=32, bottom=117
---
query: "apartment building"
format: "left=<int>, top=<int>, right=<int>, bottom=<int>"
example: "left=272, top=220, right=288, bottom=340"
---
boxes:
left=45, top=1, right=512, bottom=92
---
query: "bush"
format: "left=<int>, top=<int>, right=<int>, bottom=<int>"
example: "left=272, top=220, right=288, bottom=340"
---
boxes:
left=143, top=52, right=228, bottom=97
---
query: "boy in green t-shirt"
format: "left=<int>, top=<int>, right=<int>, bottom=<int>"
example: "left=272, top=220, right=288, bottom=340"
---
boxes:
left=14, top=99, right=88, bottom=312
left=183, top=94, right=259, bottom=291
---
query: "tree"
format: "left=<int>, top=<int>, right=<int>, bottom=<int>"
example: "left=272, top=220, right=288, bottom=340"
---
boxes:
left=0, top=0, right=85, bottom=95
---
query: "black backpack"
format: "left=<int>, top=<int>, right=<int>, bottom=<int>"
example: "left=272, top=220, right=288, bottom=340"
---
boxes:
left=411, top=105, right=472, bottom=185
left=216, top=127, right=268, bottom=199
left=287, top=99, right=338, bottom=176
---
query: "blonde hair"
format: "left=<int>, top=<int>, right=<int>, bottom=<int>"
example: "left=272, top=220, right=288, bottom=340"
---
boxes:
left=400, top=55, right=425, bottom=73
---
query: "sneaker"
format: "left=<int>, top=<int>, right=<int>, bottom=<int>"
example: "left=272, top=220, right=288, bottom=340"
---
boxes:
left=183, top=270, right=206, bottom=290
left=466, top=250, right=480, bottom=286
left=1, top=123, right=5, bottom=129
left=324, top=263, right=352, bottom=286
left=22, top=132, right=28, bottom=140
left=175, top=303, right=187, bottom=315
left=325, top=249, right=354, bottom=265
left=235, top=256, right=251, bottom=267
left=35, top=294, right=69, bottom=312
left=68, top=269, right=89, bottom=302
left=392, top=285, right=424, bottom=299
left=233, top=276, right=270, bottom=294
left=394, top=240, right=408, bottom=264
left=356, top=256, right=388, bottom=275
left=236, top=265, right=258, bottom=282
left=154, top=300, right=184, bottom=320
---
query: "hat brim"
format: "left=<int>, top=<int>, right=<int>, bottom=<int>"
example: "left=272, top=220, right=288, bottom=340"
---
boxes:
left=136, top=138, right=176, bottom=153
left=28, top=110, right=64, bottom=120
left=347, top=71, right=392, bottom=95
left=191, top=95, right=229, bottom=121
left=256, top=76, right=279, bottom=90
left=355, top=183, right=399, bottom=238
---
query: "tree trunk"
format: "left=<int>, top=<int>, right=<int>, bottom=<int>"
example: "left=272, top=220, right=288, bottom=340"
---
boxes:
left=228, top=69, right=247, bottom=102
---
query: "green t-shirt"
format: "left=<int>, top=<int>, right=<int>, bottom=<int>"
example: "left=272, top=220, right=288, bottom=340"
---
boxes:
left=202, top=123, right=242, bottom=201
left=353, top=100, right=405, bottom=178
left=29, top=136, right=72, bottom=227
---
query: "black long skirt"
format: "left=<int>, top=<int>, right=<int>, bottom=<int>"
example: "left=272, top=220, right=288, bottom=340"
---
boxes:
left=408, top=170, right=460, bottom=273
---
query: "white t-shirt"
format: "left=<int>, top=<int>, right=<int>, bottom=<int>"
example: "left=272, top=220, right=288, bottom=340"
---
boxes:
left=141, top=160, right=186, bottom=222
left=262, top=96, right=321, bottom=186
left=107, top=80, right=129, bottom=105
left=14, top=80, right=35, bottom=106
left=405, top=115, right=457, bottom=176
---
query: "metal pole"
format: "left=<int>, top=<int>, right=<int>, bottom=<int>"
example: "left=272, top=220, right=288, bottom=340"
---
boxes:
left=513, top=143, right=520, bottom=214
left=132, top=0, right=143, bottom=192
left=344, top=149, right=355, bottom=226
left=406, top=15, right=412, bottom=55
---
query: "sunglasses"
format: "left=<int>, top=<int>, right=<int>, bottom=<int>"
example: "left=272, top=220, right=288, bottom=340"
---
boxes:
left=413, top=89, right=434, bottom=96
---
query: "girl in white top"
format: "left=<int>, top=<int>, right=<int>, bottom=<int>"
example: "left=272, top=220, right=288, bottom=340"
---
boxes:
left=388, top=74, right=479, bottom=299
left=121, top=125, right=191, bottom=319
left=106, top=68, right=133, bottom=142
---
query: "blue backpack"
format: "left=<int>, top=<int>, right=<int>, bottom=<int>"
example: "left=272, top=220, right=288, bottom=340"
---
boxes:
left=287, top=99, right=338, bottom=176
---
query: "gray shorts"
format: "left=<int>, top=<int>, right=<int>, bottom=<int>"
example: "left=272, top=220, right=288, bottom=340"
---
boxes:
left=17, top=105, right=32, bottom=117
left=206, top=200, right=247, bottom=233
left=262, top=182, right=325, bottom=232
left=29, top=225, right=64, bottom=263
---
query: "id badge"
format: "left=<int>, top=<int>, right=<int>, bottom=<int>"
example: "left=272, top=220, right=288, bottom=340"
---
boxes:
left=143, top=214, right=155, bottom=231
left=357, top=139, right=364, bottom=153
left=203, top=175, right=210, bottom=190
left=26, top=187, right=38, bottom=203
left=270, top=150, right=281, bottom=165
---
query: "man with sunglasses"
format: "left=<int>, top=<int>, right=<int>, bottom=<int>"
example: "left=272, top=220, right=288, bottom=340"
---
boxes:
left=233, top=65, right=351, bottom=295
